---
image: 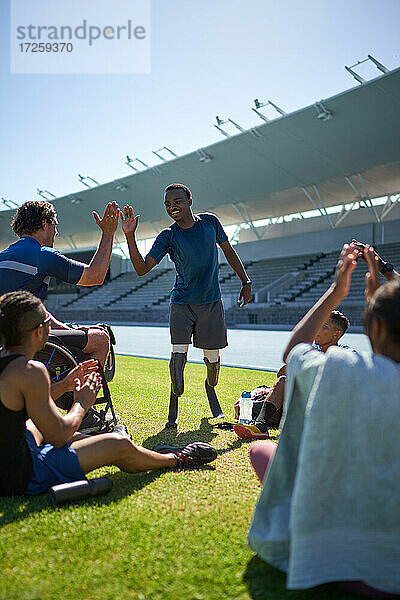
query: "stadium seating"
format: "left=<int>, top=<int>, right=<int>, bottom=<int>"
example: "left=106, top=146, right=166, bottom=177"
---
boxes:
left=48, top=242, right=400, bottom=328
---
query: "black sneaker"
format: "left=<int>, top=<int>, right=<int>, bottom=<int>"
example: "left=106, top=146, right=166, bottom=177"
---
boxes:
left=154, top=442, right=217, bottom=468
left=79, top=410, right=102, bottom=432
left=153, top=443, right=184, bottom=454
left=165, top=421, right=178, bottom=430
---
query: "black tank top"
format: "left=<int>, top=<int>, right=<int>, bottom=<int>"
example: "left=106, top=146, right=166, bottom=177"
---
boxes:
left=0, top=354, right=33, bottom=495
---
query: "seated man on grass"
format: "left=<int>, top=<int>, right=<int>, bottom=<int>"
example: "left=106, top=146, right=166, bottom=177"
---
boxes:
left=234, top=309, right=352, bottom=440
left=0, top=291, right=217, bottom=497
left=248, top=244, right=400, bottom=598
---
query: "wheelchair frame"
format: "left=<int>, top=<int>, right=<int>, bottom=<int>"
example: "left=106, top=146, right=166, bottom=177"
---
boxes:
left=35, top=336, right=118, bottom=434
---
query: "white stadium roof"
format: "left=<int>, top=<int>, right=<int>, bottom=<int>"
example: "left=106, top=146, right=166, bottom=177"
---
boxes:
left=1, top=65, right=399, bottom=250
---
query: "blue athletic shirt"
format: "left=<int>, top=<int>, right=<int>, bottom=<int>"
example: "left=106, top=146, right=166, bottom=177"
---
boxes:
left=148, top=213, right=228, bottom=305
left=0, top=237, right=85, bottom=300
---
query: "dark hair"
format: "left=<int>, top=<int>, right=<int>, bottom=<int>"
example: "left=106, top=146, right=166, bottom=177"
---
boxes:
left=164, top=184, right=192, bottom=201
left=330, top=310, right=350, bottom=334
left=0, top=291, right=45, bottom=348
left=364, top=280, right=400, bottom=345
left=11, top=201, right=57, bottom=237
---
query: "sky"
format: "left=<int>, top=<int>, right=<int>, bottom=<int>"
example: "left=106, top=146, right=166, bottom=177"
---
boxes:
left=1, top=0, right=400, bottom=210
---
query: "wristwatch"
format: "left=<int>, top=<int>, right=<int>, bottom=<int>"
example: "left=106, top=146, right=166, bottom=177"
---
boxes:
left=380, top=261, right=394, bottom=275
left=241, top=280, right=252, bottom=286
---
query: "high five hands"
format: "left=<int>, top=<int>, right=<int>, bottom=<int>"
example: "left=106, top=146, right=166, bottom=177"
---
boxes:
left=120, top=205, right=140, bottom=236
left=93, top=201, right=120, bottom=236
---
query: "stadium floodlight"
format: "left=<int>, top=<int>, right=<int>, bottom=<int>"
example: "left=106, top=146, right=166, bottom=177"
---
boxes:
left=214, top=116, right=245, bottom=138
left=37, top=189, right=56, bottom=201
left=152, top=146, right=178, bottom=162
left=345, top=54, right=389, bottom=84
left=1, top=196, right=19, bottom=209
left=197, top=149, right=213, bottom=164
left=252, top=99, right=269, bottom=123
left=314, top=101, right=333, bottom=121
left=125, top=156, right=149, bottom=171
left=251, top=99, right=286, bottom=122
left=78, top=174, right=100, bottom=188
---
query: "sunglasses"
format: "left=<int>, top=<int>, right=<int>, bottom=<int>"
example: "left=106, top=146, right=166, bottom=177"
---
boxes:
left=28, top=314, right=51, bottom=331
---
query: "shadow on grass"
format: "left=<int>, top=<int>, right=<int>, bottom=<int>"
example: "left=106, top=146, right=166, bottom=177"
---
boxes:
left=1, top=419, right=269, bottom=527
left=244, top=555, right=357, bottom=600
left=141, top=417, right=278, bottom=456
left=142, top=416, right=219, bottom=449
left=0, top=444, right=216, bottom=528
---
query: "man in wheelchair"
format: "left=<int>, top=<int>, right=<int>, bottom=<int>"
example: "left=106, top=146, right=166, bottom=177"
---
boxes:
left=0, top=199, right=120, bottom=431
left=0, top=291, right=217, bottom=497
left=0, top=199, right=119, bottom=368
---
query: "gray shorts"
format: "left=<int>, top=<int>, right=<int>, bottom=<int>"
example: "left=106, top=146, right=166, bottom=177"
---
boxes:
left=169, top=300, right=228, bottom=350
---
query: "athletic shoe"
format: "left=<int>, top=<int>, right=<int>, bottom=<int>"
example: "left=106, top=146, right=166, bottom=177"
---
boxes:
left=111, top=422, right=131, bottom=439
left=165, top=421, right=178, bottom=430
left=234, top=424, right=270, bottom=440
left=153, top=443, right=184, bottom=453
left=79, top=410, right=102, bottom=432
left=153, top=442, right=218, bottom=468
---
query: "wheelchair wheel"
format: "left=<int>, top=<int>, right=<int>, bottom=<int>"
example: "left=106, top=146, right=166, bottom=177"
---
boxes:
left=35, top=341, right=78, bottom=410
left=104, top=344, right=115, bottom=383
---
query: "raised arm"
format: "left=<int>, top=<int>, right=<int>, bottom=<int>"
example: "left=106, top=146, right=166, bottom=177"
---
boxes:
left=352, top=239, right=400, bottom=282
left=121, top=205, right=157, bottom=276
left=77, top=202, right=119, bottom=286
left=283, top=244, right=358, bottom=362
left=219, top=240, right=252, bottom=307
left=24, top=362, right=101, bottom=447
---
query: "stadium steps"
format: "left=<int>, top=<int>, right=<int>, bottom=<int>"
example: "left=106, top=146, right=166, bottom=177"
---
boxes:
left=107, top=269, right=175, bottom=310
left=273, top=253, right=336, bottom=303
left=47, top=241, right=400, bottom=327
left=103, top=269, right=170, bottom=308
left=57, top=272, right=127, bottom=309
left=219, top=260, right=254, bottom=295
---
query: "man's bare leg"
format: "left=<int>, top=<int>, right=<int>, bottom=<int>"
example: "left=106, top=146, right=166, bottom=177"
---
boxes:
left=83, top=327, right=110, bottom=368
left=262, top=375, right=286, bottom=411
left=252, top=375, right=285, bottom=431
left=71, top=433, right=177, bottom=474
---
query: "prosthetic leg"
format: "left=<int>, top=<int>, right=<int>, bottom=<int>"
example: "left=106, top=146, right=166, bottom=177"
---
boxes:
left=203, top=352, right=224, bottom=419
left=166, top=349, right=187, bottom=428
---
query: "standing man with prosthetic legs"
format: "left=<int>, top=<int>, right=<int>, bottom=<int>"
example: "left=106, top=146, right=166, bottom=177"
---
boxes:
left=167, top=302, right=227, bottom=427
left=121, top=183, right=252, bottom=428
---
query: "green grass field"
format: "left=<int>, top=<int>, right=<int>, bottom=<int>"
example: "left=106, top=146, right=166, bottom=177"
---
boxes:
left=0, top=356, right=354, bottom=600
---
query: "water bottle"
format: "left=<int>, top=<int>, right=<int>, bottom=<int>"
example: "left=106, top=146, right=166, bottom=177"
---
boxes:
left=239, top=391, right=253, bottom=424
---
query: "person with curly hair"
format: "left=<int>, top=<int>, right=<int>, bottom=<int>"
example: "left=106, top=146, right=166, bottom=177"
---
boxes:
left=0, top=199, right=119, bottom=370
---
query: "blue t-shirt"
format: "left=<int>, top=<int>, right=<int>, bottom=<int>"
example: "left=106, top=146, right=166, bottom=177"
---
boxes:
left=0, top=237, right=85, bottom=300
left=148, top=213, right=228, bottom=305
